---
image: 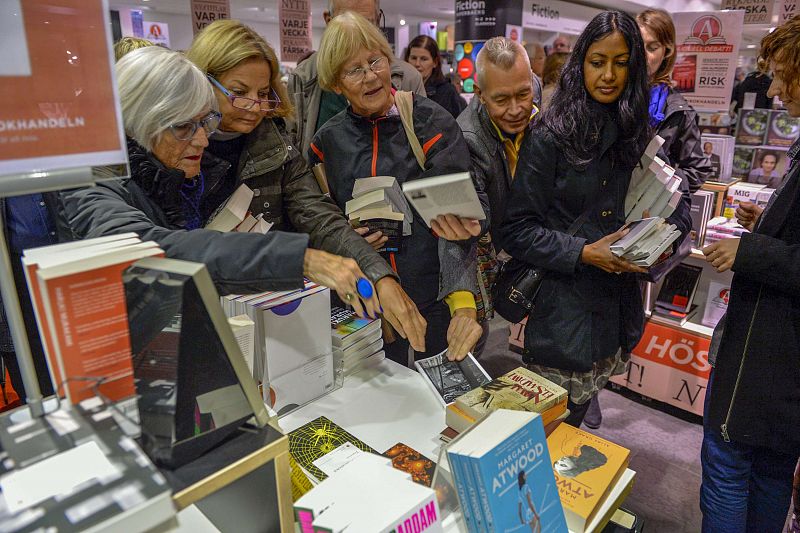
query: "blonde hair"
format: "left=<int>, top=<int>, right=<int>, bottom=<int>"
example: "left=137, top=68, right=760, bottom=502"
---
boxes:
left=317, top=11, right=393, bottom=92
left=116, top=47, right=216, bottom=152
left=636, top=9, right=677, bottom=86
left=113, top=37, right=155, bottom=62
left=186, top=19, right=293, bottom=118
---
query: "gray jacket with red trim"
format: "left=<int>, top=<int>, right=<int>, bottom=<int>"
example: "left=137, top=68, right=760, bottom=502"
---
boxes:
left=308, top=94, right=488, bottom=309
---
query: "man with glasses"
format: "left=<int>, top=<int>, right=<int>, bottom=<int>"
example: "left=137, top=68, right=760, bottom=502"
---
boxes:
left=288, top=0, right=426, bottom=163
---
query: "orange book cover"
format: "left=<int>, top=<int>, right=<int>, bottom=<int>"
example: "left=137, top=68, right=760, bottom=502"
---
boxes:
left=37, top=248, right=163, bottom=403
left=547, top=424, right=630, bottom=531
left=22, top=261, right=62, bottom=391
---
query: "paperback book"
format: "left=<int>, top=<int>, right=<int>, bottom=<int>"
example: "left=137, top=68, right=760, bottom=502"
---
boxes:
left=700, top=134, right=735, bottom=183
left=205, top=183, right=254, bottom=232
left=401, top=172, right=486, bottom=228
left=288, top=416, right=377, bottom=482
left=766, top=110, right=800, bottom=148
left=347, top=175, right=412, bottom=253
left=383, top=442, right=437, bottom=487
left=690, top=190, right=715, bottom=247
left=547, top=424, right=630, bottom=532
left=414, top=350, right=491, bottom=407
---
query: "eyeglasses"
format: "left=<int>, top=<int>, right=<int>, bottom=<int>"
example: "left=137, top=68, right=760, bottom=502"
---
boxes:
left=168, top=111, right=222, bottom=141
left=207, top=74, right=281, bottom=113
left=341, top=56, right=388, bottom=84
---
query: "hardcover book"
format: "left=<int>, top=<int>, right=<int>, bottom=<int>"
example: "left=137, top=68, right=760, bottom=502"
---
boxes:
left=766, top=110, right=800, bottom=147
left=414, top=350, right=491, bottom=407
left=736, top=109, right=769, bottom=146
left=654, top=263, right=704, bottom=313
left=547, top=424, right=631, bottom=532
left=454, top=367, right=567, bottom=426
left=288, top=416, right=377, bottom=482
left=447, top=410, right=567, bottom=533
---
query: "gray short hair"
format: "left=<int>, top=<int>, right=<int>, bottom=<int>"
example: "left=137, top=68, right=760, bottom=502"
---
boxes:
left=115, top=46, right=216, bottom=152
left=476, top=37, right=530, bottom=88
left=328, top=0, right=380, bottom=17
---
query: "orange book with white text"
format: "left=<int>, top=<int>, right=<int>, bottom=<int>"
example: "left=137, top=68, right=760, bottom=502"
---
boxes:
left=547, top=424, right=630, bottom=532
left=35, top=243, right=163, bottom=403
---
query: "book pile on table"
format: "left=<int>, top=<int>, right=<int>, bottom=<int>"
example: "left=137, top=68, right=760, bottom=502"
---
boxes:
left=547, top=424, right=634, bottom=532
left=346, top=176, right=412, bottom=253
left=652, top=263, right=703, bottom=326
left=704, top=216, right=747, bottom=245
left=446, top=410, right=567, bottom=533
left=331, top=306, right=384, bottom=377
left=443, top=366, right=568, bottom=437
left=205, top=184, right=272, bottom=233
left=610, top=216, right=682, bottom=268
left=222, top=282, right=334, bottom=415
left=722, top=182, right=774, bottom=219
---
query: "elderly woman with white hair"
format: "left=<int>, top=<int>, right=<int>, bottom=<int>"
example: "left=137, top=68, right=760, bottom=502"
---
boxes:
left=61, top=46, right=376, bottom=300
left=308, top=12, right=488, bottom=364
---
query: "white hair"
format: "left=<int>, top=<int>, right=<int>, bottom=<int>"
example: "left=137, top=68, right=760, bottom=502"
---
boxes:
left=476, top=37, right=530, bottom=88
left=115, top=46, right=216, bottom=152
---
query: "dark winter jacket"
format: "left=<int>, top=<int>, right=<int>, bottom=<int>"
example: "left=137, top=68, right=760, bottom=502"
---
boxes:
left=499, top=112, right=693, bottom=372
left=60, top=139, right=310, bottom=296
left=656, top=88, right=713, bottom=193
left=309, top=94, right=487, bottom=309
left=457, top=96, right=537, bottom=240
left=202, top=118, right=396, bottom=285
left=425, top=77, right=466, bottom=119
left=706, top=138, right=800, bottom=456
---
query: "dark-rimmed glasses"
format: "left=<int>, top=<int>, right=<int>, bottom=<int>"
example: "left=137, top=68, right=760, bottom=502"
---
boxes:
left=207, top=74, right=281, bottom=113
left=341, top=56, right=388, bottom=84
left=168, top=111, right=222, bottom=141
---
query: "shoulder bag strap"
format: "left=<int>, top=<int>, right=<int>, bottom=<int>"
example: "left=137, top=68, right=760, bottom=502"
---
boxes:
left=566, top=204, right=593, bottom=236
left=395, top=91, right=426, bottom=171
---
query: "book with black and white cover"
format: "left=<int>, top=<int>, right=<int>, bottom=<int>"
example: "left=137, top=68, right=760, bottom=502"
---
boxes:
left=205, top=183, right=254, bottom=232
left=401, top=172, right=486, bottom=228
left=700, top=134, right=735, bottom=182
left=414, top=351, right=491, bottom=408
left=654, top=263, right=704, bottom=313
left=690, top=190, right=715, bottom=247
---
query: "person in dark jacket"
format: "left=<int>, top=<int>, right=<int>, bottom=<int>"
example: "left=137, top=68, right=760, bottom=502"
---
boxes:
left=499, top=11, right=692, bottom=427
left=732, top=71, right=773, bottom=113
left=700, top=16, right=800, bottom=532
left=309, top=12, right=486, bottom=365
left=637, top=9, right=712, bottom=194
left=405, top=35, right=466, bottom=119
left=185, top=19, right=426, bottom=349
left=62, top=46, right=382, bottom=314
left=457, top=36, right=541, bottom=353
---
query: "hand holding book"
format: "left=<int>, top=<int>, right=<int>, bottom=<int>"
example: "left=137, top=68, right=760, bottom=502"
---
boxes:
left=430, top=214, right=482, bottom=241
left=352, top=225, right=389, bottom=250
left=580, top=227, right=648, bottom=274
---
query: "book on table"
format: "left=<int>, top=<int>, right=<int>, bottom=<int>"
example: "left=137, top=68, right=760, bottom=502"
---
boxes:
left=547, top=423, right=631, bottom=533
left=401, top=172, right=486, bottom=228
left=690, top=190, right=715, bottom=248
left=446, top=409, right=567, bottom=533
left=23, top=236, right=164, bottom=404
left=652, top=304, right=699, bottom=326
left=414, top=350, right=491, bottom=408
left=330, top=306, right=385, bottom=376
left=205, top=183, right=254, bottom=232
left=453, top=366, right=568, bottom=427
left=654, top=263, right=704, bottom=313
left=382, top=442, right=437, bottom=488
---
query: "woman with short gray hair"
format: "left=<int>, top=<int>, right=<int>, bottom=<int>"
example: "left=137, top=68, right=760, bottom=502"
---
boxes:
left=61, top=46, right=381, bottom=300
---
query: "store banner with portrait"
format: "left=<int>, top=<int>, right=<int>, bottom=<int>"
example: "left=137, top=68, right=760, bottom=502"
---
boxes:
left=672, top=11, right=744, bottom=113
left=610, top=322, right=711, bottom=416
left=278, top=0, right=312, bottom=62
left=0, top=0, right=126, bottom=178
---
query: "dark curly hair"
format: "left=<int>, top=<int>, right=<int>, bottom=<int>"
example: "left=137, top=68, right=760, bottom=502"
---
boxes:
left=538, top=11, right=650, bottom=170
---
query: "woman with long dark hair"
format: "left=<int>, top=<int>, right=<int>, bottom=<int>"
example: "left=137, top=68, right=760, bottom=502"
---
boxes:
left=405, top=35, right=467, bottom=118
left=499, top=11, right=692, bottom=426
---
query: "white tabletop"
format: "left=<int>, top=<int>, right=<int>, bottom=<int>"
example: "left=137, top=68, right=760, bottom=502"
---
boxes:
left=279, top=359, right=447, bottom=460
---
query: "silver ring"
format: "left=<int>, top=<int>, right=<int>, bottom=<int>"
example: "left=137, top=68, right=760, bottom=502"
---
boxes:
left=345, top=293, right=354, bottom=301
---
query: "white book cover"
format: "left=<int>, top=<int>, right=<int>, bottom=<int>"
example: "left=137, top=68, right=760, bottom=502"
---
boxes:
left=248, top=213, right=273, bottom=234
left=702, top=280, right=730, bottom=328
left=205, top=184, right=254, bottom=232
left=611, top=217, right=661, bottom=254
left=402, top=172, right=485, bottom=227
left=658, top=190, right=683, bottom=219
left=235, top=213, right=258, bottom=232
left=228, top=315, right=255, bottom=376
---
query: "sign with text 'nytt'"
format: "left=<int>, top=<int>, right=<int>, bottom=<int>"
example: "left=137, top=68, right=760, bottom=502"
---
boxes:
left=279, top=0, right=312, bottom=62
left=191, top=0, right=230, bottom=35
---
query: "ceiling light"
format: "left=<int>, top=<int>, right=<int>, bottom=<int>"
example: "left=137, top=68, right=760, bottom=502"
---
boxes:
left=400, top=19, right=406, bottom=25
left=747, top=44, right=756, bottom=49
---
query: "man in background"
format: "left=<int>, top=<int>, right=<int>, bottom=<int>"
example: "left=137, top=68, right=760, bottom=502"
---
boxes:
left=701, top=141, right=722, bottom=180
left=287, top=0, right=426, bottom=161
left=550, top=35, right=571, bottom=54
left=524, top=41, right=546, bottom=79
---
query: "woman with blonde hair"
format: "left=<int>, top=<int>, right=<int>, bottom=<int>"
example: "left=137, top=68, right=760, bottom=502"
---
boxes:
left=309, top=12, right=486, bottom=364
left=185, top=20, right=426, bottom=345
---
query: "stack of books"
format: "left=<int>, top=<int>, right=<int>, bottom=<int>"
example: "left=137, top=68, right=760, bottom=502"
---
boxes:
left=625, top=135, right=683, bottom=222
left=414, top=351, right=491, bottom=408
left=346, top=176, right=412, bottom=252
left=222, top=283, right=334, bottom=415
left=445, top=367, right=568, bottom=434
left=704, top=216, right=747, bottom=245
left=22, top=234, right=164, bottom=405
left=294, top=450, right=442, bottom=533
left=610, top=216, right=682, bottom=268
left=723, top=182, right=773, bottom=219
left=331, top=306, right=384, bottom=376
left=446, top=409, right=567, bottom=533
left=547, top=424, right=634, bottom=532
left=652, top=263, right=703, bottom=326
left=205, top=184, right=272, bottom=234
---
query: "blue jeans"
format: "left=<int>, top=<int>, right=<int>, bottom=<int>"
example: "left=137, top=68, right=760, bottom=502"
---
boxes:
left=700, top=372, right=797, bottom=532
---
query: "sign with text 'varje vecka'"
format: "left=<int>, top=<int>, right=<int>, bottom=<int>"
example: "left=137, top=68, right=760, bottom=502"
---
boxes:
left=191, top=0, right=230, bottom=35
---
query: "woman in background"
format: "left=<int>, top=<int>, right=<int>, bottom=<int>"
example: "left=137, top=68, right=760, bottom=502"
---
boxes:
left=405, top=35, right=466, bottom=118
left=540, top=52, right=569, bottom=111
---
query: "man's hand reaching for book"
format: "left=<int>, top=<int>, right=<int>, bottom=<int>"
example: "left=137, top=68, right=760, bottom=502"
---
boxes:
left=446, top=308, right=482, bottom=361
left=354, top=226, right=389, bottom=250
left=303, top=249, right=380, bottom=318
left=736, top=201, right=763, bottom=232
left=375, top=278, right=427, bottom=352
left=431, top=214, right=482, bottom=241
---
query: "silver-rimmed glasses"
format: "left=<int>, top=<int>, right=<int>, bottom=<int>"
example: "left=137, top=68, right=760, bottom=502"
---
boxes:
left=341, top=56, right=389, bottom=84
left=168, top=111, right=222, bottom=141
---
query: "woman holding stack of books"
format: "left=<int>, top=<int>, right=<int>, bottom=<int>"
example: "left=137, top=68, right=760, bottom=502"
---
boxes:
left=499, top=11, right=692, bottom=427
